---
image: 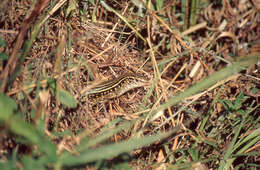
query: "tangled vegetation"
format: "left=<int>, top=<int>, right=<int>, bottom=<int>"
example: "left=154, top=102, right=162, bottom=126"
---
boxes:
left=0, top=0, right=259, bottom=169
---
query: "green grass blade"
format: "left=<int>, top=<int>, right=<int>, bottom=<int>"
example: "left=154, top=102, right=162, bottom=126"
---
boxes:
left=100, top=0, right=146, bottom=42
left=152, top=54, right=259, bottom=116
left=0, top=93, right=57, bottom=161
left=59, top=129, right=177, bottom=166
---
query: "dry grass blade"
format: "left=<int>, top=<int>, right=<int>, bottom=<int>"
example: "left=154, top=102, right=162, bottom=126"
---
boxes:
left=0, top=0, right=50, bottom=92
left=100, top=0, right=146, bottom=42
left=1, top=0, right=260, bottom=169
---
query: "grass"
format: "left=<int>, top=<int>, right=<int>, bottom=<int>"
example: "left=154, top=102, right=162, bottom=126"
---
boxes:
left=0, top=0, right=260, bottom=169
